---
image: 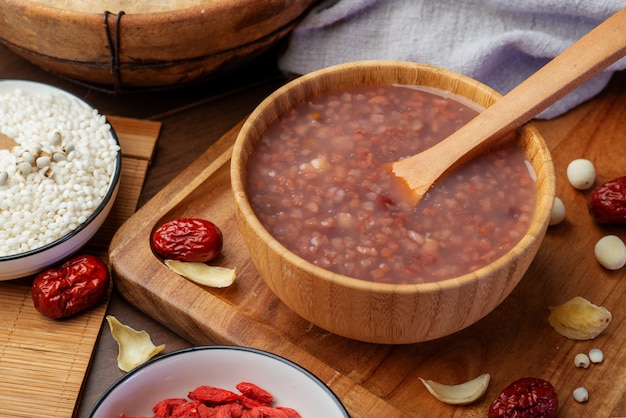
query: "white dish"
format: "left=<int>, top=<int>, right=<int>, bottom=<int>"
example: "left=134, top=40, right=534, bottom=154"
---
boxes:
left=0, top=80, right=121, bottom=280
left=88, top=346, right=349, bottom=418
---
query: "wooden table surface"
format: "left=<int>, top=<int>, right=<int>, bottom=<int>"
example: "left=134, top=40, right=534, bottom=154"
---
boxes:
left=0, top=44, right=625, bottom=417
left=0, top=44, right=286, bottom=417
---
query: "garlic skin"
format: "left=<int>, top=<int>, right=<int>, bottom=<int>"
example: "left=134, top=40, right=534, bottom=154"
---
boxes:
left=419, top=373, right=490, bottom=405
left=164, top=259, right=237, bottom=288
left=548, top=296, right=612, bottom=340
left=106, top=315, right=166, bottom=372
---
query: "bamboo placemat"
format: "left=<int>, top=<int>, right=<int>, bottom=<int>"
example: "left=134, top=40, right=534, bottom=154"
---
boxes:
left=0, top=116, right=160, bottom=418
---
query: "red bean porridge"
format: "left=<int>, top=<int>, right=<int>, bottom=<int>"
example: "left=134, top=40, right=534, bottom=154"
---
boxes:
left=246, top=84, right=536, bottom=284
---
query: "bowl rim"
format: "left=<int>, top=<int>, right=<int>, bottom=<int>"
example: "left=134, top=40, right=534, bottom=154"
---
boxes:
left=11, top=0, right=310, bottom=18
left=0, top=79, right=122, bottom=263
left=232, top=60, right=555, bottom=294
left=87, top=345, right=350, bottom=417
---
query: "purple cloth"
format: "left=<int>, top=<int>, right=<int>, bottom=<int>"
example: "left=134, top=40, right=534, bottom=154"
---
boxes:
left=279, top=0, right=626, bottom=119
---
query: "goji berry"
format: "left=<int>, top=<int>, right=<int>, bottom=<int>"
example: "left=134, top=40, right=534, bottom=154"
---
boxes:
left=236, top=382, right=273, bottom=405
left=228, top=402, right=244, bottom=418
left=188, top=386, right=240, bottom=405
left=198, top=403, right=216, bottom=418
left=238, top=395, right=264, bottom=409
left=255, top=405, right=290, bottom=418
left=274, top=407, right=301, bottom=418
left=214, top=404, right=234, bottom=418
left=241, top=408, right=263, bottom=418
left=171, top=399, right=203, bottom=418
left=130, top=381, right=302, bottom=418
left=152, top=398, right=187, bottom=417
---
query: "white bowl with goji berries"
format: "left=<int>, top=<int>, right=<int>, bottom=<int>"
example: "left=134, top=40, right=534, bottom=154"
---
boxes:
left=88, top=346, right=349, bottom=418
left=0, top=80, right=121, bottom=280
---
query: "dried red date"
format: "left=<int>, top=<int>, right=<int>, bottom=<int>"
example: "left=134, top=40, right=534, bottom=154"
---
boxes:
left=152, top=218, right=223, bottom=262
left=32, top=254, right=110, bottom=319
left=588, top=176, right=626, bottom=225
left=489, top=377, right=558, bottom=418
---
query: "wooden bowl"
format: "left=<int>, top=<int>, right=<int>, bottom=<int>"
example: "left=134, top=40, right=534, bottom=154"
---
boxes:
left=231, top=61, right=555, bottom=344
left=0, top=0, right=316, bottom=90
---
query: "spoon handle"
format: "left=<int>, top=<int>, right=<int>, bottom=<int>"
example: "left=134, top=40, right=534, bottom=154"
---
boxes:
left=393, top=7, right=626, bottom=197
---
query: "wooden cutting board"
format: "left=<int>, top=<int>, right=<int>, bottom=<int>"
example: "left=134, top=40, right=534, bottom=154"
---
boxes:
left=0, top=116, right=160, bottom=418
left=109, top=76, right=626, bottom=417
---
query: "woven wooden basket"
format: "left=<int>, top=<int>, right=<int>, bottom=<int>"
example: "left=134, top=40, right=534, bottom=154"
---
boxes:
left=0, top=0, right=317, bottom=91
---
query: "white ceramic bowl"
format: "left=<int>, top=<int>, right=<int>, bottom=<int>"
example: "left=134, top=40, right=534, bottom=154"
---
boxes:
left=0, top=80, right=121, bottom=280
left=88, top=346, right=349, bottom=418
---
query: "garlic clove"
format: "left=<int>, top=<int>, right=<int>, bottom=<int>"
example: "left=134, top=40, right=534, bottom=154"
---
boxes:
left=106, top=315, right=165, bottom=372
left=548, top=296, right=612, bottom=340
left=419, top=373, right=490, bottom=405
left=164, top=259, right=236, bottom=288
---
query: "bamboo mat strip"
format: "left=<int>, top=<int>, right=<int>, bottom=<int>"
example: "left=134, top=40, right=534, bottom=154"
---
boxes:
left=0, top=116, right=160, bottom=418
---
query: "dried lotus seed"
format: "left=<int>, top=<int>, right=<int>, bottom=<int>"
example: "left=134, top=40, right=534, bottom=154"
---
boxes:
left=549, top=196, right=566, bottom=225
left=574, top=353, right=590, bottom=368
left=589, top=348, right=604, bottom=363
left=573, top=387, right=589, bottom=403
left=566, top=159, right=596, bottom=190
left=594, top=235, right=626, bottom=270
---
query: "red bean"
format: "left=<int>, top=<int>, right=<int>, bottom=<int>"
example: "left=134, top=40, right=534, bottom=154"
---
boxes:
left=247, top=85, right=535, bottom=284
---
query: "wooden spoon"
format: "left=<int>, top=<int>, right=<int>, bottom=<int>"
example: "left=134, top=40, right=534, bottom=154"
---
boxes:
left=392, top=7, right=626, bottom=199
left=0, top=132, right=18, bottom=151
